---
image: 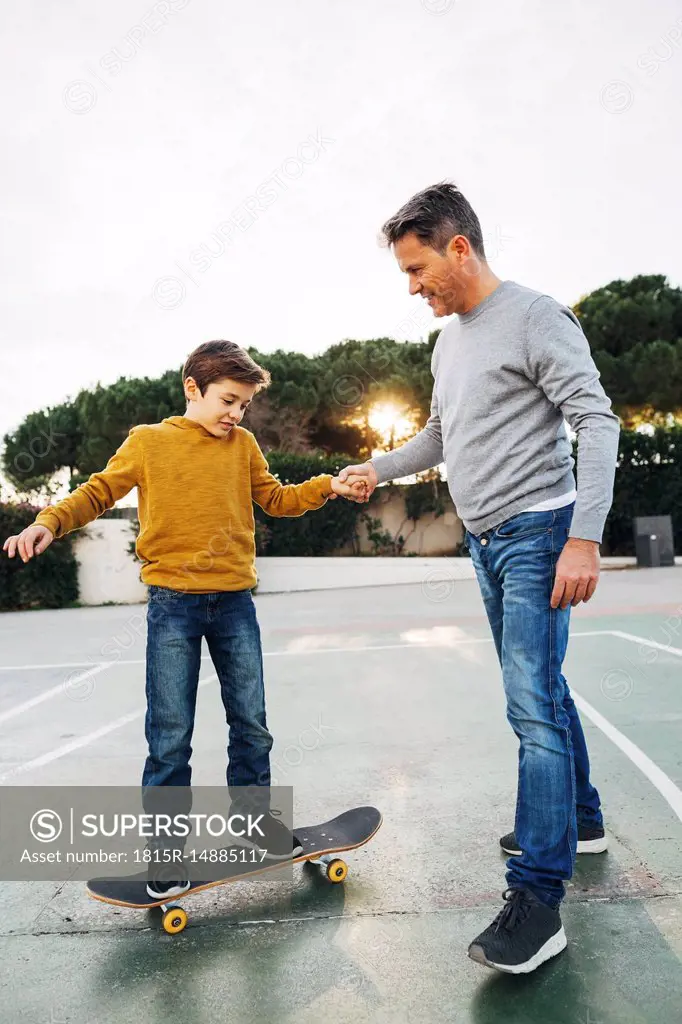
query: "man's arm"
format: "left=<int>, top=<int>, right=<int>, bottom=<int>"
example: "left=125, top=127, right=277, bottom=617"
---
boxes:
left=370, top=389, right=444, bottom=484
left=526, top=295, right=620, bottom=545
left=34, top=428, right=144, bottom=538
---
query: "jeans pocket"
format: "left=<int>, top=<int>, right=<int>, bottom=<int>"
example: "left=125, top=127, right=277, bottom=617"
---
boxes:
left=148, top=585, right=183, bottom=602
left=494, top=511, right=554, bottom=540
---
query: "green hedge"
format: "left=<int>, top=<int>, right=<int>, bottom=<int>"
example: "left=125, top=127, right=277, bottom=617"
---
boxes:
left=230, top=432, right=682, bottom=558
left=254, top=452, right=368, bottom=556
left=0, top=503, right=79, bottom=611
left=599, top=427, right=681, bottom=555
left=1, top=428, right=678, bottom=613
left=392, top=429, right=681, bottom=557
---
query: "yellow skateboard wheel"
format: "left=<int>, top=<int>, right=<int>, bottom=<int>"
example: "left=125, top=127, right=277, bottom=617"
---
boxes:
left=162, top=906, right=188, bottom=934
left=326, top=859, right=348, bottom=883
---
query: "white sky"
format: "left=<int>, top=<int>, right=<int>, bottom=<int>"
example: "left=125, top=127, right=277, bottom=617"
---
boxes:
left=2, top=0, right=681, bottom=448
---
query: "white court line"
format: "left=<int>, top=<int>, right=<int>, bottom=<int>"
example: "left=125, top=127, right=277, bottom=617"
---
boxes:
left=572, top=691, right=682, bottom=822
left=0, top=663, right=114, bottom=727
left=608, top=629, right=682, bottom=659
left=3, top=630, right=682, bottom=824
left=0, top=642, right=483, bottom=672
left=0, top=637, right=548, bottom=782
left=566, top=630, right=682, bottom=822
left=0, top=635, right=613, bottom=725
left=584, top=628, right=682, bottom=820
left=0, top=631, right=616, bottom=673
left=0, top=644, right=496, bottom=735
left=0, top=674, right=217, bottom=785
left=0, top=660, right=111, bottom=672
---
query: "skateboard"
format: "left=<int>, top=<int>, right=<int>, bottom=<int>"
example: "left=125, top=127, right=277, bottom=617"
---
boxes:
left=86, top=805, right=382, bottom=934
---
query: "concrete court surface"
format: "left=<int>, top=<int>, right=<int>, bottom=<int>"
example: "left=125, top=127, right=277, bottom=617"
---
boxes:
left=0, top=565, right=681, bottom=1023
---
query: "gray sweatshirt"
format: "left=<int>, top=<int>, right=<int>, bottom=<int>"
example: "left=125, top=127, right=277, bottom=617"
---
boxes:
left=371, top=280, right=620, bottom=542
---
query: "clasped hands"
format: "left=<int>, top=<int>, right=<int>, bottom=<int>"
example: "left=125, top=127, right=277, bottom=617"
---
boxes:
left=329, top=462, right=378, bottom=503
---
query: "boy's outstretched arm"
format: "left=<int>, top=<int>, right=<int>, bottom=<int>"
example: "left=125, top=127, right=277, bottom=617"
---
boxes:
left=3, top=428, right=144, bottom=562
left=249, top=436, right=366, bottom=517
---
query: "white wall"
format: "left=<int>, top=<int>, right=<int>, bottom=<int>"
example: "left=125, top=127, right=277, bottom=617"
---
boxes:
left=70, top=515, right=658, bottom=606
left=72, top=494, right=465, bottom=605
left=73, top=519, right=147, bottom=606
left=352, top=487, right=464, bottom=556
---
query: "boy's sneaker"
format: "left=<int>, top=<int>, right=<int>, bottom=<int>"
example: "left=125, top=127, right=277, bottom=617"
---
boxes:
left=239, top=809, right=303, bottom=861
left=499, top=824, right=608, bottom=857
left=468, top=888, right=567, bottom=974
left=146, top=876, right=191, bottom=900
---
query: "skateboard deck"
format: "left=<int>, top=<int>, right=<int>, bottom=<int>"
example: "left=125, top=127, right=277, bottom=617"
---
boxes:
left=86, top=805, right=381, bottom=933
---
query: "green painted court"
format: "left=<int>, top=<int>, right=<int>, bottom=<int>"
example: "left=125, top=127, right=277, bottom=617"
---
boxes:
left=1, top=565, right=681, bottom=1023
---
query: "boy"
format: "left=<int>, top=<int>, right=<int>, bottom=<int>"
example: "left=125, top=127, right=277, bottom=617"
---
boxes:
left=4, top=340, right=368, bottom=897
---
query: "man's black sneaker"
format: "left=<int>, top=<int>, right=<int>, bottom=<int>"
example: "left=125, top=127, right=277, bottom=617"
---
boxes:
left=499, top=824, right=608, bottom=857
left=146, top=877, right=191, bottom=900
left=468, top=888, right=567, bottom=974
left=239, top=809, right=303, bottom=861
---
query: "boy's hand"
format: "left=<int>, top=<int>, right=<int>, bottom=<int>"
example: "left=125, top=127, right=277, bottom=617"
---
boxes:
left=338, top=462, right=378, bottom=500
left=329, top=476, right=370, bottom=503
left=3, top=525, right=54, bottom=563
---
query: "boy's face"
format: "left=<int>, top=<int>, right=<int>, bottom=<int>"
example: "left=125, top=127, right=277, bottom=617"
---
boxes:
left=184, top=376, right=258, bottom=438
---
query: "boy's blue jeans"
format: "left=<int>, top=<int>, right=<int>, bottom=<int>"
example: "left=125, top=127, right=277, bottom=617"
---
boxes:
left=142, top=586, right=272, bottom=812
left=466, top=502, right=603, bottom=908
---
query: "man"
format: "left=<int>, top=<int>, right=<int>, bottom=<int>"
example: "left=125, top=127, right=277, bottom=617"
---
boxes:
left=340, top=182, right=620, bottom=975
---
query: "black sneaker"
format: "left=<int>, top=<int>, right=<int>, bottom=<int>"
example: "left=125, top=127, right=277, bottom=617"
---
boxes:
left=500, top=824, right=608, bottom=857
left=146, top=877, right=191, bottom=900
left=239, top=809, right=303, bottom=861
left=468, top=888, right=567, bottom=974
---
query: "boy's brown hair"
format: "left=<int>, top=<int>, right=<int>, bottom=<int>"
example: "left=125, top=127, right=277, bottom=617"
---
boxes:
left=182, top=340, right=271, bottom=394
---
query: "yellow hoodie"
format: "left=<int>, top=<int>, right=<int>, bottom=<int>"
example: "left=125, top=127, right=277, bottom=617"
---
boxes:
left=34, top=416, right=333, bottom=592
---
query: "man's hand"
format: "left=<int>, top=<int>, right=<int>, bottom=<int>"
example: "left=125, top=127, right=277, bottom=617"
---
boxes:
left=329, top=476, right=370, bottom=502
left=337, top=462, right=377, bottom=502
left=3, top=525, right=54, bottom=563
left=551, top=538, right=600, bottom=609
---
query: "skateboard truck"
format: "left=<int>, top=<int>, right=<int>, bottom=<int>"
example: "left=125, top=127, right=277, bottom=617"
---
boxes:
left=307, top=852, right=349, bottom=883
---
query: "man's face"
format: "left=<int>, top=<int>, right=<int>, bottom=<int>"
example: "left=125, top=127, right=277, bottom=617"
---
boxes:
left=185, top=377, right=258, bottom=438
left=394, top=232, right=473, bottom=318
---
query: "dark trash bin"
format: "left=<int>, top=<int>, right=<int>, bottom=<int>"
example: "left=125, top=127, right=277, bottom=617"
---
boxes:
left=632, top=516, right=675, bottom=568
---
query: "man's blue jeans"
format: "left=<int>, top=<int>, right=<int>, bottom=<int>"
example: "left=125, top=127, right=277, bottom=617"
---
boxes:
left=466, top=502, right=603, bottom=908
left=142, top=586, right=273, bottom=805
